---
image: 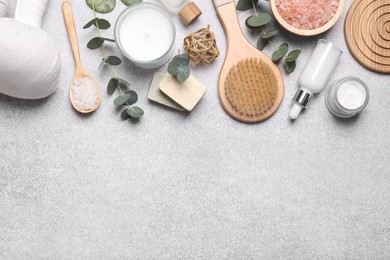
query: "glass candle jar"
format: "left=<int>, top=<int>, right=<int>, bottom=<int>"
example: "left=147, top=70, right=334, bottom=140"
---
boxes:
left=325, top=77, right=369, bottom=118
left=114, top=2, right=176, bottom=69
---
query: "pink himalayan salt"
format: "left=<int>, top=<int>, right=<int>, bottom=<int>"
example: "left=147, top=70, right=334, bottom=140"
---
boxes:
left=276, top=0, right=339, bottom=30
left=71, top=77, right=99, bottom=111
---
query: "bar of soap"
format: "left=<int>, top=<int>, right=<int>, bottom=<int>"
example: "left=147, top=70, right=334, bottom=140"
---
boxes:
left=159, top=75, right=206, bottom=111
left=148, top=73, right=185, bottom=111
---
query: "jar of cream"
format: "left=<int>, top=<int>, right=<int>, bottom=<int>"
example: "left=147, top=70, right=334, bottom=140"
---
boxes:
left=114, top=2, right=176, bottom=69
left=325, top=77, right=369, bottom=118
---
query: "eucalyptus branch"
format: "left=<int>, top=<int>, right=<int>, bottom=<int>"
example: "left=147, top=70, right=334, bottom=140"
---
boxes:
left=84, top=0, right=144, bottom=120
left=240, top=0, right=301, bottom=74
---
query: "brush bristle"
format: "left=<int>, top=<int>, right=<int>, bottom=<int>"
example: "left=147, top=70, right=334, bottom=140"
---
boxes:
left=225, top=58, right=278, bottom=117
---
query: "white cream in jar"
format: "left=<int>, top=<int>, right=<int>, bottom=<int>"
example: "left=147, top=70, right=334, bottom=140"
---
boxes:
left=325, top=77, right=369, bottom=118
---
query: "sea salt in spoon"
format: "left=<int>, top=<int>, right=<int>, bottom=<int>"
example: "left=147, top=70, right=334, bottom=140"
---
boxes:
left=62, top=1, right=100, bottom=113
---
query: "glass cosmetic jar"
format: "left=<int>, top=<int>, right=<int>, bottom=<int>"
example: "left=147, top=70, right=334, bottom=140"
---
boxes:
left=325, top=77, right=369, bottom=118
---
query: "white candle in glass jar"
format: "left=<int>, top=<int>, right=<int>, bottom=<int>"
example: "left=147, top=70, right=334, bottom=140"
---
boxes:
left=115, top=2, right=175, bottom=69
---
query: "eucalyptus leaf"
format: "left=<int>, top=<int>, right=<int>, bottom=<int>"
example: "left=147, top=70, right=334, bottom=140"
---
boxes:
left=257, top=37, right=268, bottom=50
left=105, top=56, right=122, bottom=65
left=86, top=0, right=116, bottom=13
left=286, top=50, right=301, bottom=63
left=87, top=37, right=115, bottom=49
left=83, top=18, right=99, bottom=29
left=87, top=37, right=104, bottom=49
left=124, top=90, right=138, bottom=105
left=285, top=61, right=296, bottom=74
left=245, top=13, right=271, bottom=29
left=121, top=0, right=142, bottom=6
left=272, top=43, right=289, bottom=62
left=172, top=54, right=190, bottom=64
left=237, top=0, right=258, bottom=11
left=168, top=54, right=191, bottom=82
left=117, top=78, right=131, bottom=89
left=121, top=109, right=131, bottom=120
left=114, top=94, right=131, bottom=106
left=107, top=78, right=118, bottom=95
left=127, top=106, right=144, bottom=118
left=176, top=66, right=191, bottom=83
left=261, top=29, right=279, bottom=39
left=101, top=37, right=115, bottom=42
left=96, top=19, right=111, bottom=29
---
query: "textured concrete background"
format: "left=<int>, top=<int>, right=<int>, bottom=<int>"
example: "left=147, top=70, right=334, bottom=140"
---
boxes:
left=1, top=0, right=390, bottom=259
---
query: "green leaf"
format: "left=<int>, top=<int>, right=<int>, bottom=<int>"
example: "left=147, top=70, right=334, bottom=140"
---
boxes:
left=168, top=54, right=191, bottom=82
left=114, top=94, right=131, bottom=106
left=117, top=78, right=131, bottom=89
left=124, top=90, right=138, bottom=105
left=107, top=78, right=118, bottom=95
left=121, top=0, right=142, bottom=6
left=96, top=18, right=111, bottom=29
left=83, top=18, right=99, bottom=29
left=172, top=54, right=190, bottom=64
left=237, top=0, right=259, bottom=11
left=87, top=37, right=104, bottom=50
left=286, top=50, right=301, bottom=63
left=176, top=67, right=191, bottom=82
left=285, top=61, right=296, bottom=74
left=100, top=37, right=115, bottom=42
left=262, top=29, right=279, bottom=39
left=121, top=109, right=131, bottom=120
left=272, top=43, right=289, bottom=62
left=127, top=106, right=144, bottom=118
left=105, top=56, right=122, bottom=66
left=257, top=37, right=268, bottom=50
left=86, top=0, right=116, bottom=13
left=245, top=13, right=271, bottom=29
left=87, top=37, right=115, bottom=50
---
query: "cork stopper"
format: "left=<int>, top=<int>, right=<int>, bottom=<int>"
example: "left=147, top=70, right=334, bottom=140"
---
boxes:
left=179, top=2, right=202, bottom=25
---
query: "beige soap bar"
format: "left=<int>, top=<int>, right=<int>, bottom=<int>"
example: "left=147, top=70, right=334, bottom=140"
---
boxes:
left=159, top=75, right=206, bottom=111
left=148, top=73, right=185, bottom=111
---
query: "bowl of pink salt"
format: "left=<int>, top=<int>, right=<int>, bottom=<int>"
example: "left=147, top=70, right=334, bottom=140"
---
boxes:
left=271, top=0, right=345, bottom=36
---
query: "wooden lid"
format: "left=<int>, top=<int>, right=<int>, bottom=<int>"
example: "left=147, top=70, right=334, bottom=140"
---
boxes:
left=179, top=2, right=202, bottom=25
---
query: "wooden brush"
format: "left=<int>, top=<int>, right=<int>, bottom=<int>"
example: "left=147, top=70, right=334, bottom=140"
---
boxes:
left=213, top=0, right=284, bottom=123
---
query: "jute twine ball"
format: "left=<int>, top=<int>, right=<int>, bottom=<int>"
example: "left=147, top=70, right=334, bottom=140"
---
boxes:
left=184, top=25, right=219, bottom=65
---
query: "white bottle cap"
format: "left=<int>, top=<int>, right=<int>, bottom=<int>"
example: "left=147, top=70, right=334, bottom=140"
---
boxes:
left=289, top=89, right=312, bottom=120
left=289, top=103, right=303, bottom=120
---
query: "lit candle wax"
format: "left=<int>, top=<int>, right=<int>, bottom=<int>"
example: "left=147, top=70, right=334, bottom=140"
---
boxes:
left=115, top=3, right=175, bottom=69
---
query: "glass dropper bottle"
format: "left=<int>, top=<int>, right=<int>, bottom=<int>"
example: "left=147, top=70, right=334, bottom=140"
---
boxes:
left=289, top=39, right=342, bottom=120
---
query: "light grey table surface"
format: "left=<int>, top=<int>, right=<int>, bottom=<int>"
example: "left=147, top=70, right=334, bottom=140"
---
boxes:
left=1, top=0, right=389, bottom=259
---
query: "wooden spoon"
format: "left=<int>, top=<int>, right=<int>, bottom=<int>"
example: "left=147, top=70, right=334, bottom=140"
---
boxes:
left=62, top=1, right=101, bottom=113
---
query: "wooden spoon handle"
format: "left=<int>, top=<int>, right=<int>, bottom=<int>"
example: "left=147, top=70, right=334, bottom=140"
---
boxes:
left=62, top=1, right=82, bottom=69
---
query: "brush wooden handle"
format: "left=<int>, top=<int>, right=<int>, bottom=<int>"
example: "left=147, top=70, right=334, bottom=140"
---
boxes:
left=213, top=0, right=233, bottom=8
left=213, top=0, right=284, bottom=123
left=62, top=1, right=82, bottom=70
left=216, top=2, right=247, bottom=55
